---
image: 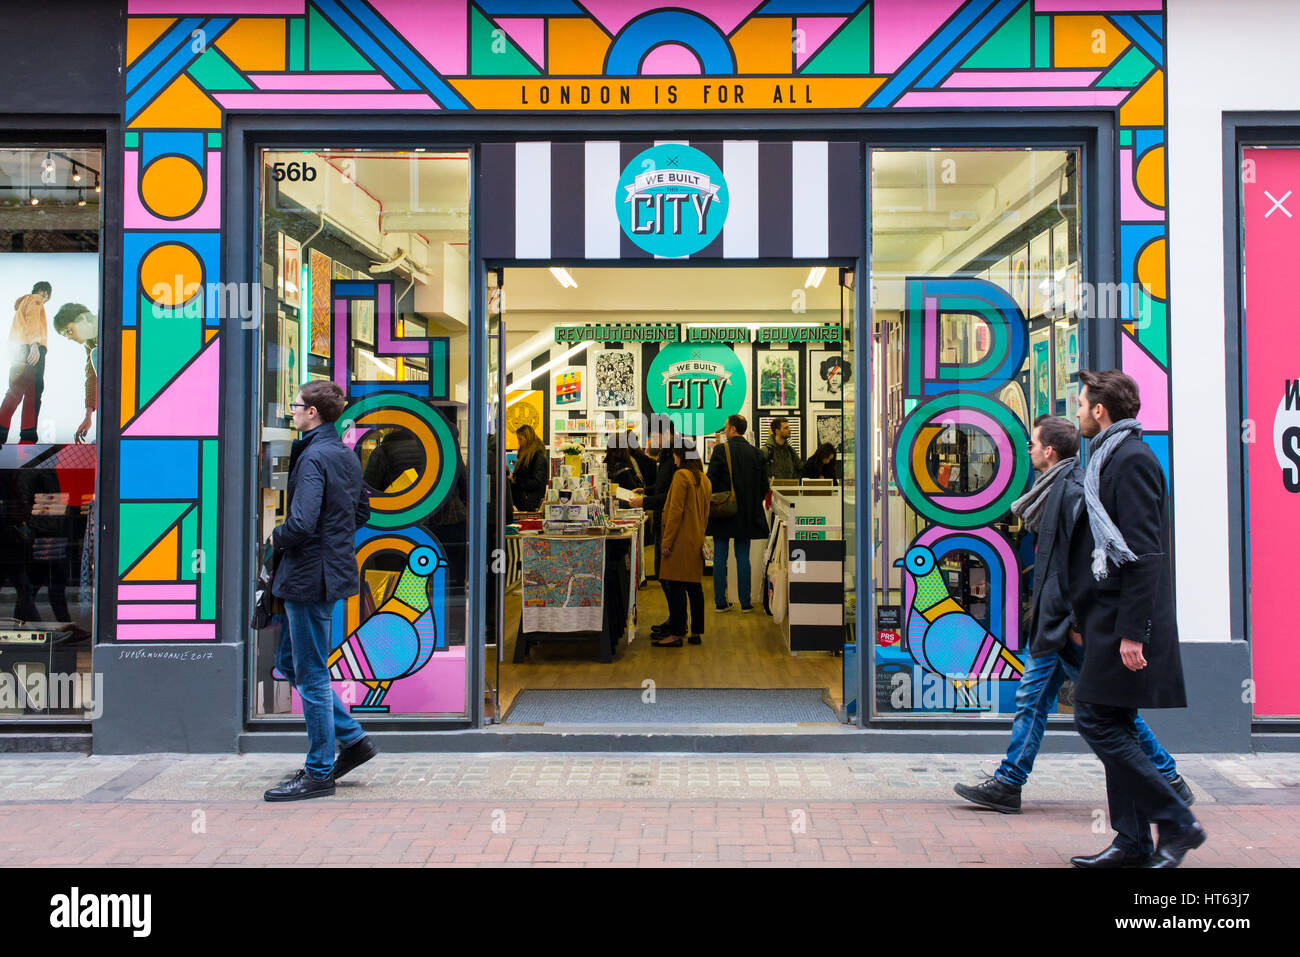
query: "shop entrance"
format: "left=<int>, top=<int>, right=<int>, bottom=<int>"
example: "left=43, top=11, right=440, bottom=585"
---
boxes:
left=486, top=264, right=856, bottom=726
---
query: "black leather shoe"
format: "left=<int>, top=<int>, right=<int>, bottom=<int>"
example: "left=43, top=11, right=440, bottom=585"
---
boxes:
left=1168, top=774, right=1195, bottom=806
left=334, top=735, right=378, bottom=781
left=688, top=634, right=702, bottom=645
left=1070, top=843, right=1154, bottom=868
left=954, top=776, right=1021, bottom=814
left=264, top=768, right=335, bottom=802
left=1146, top=822, right=1207, bottom=868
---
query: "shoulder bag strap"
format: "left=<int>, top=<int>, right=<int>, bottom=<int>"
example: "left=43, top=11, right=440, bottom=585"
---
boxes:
left=723, top=441, right=735, bottom=497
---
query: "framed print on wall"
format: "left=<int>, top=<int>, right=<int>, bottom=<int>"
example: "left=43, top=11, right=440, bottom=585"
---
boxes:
left=552, top=365, right=586, bottom=413
left=282, top=235, right=302, bottom=310
left=1030, top=328, right=1051, bottom=417
left=1010, top=245, right=1030, bottom=318
left=1029, top=230, right=1050, bottom=317
left=593, top=347, right=639, bottom=411
left=1053, top=321, right=1070, bottom=400
left=808, top=350, right=851, bottom=402
left=758, top=349, right=799, bottom=409
left=309, top=249, right=331, bottom=357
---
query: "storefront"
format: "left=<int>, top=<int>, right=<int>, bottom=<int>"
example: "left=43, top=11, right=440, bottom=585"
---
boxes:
left=0, top=1, right=1276, bottom=753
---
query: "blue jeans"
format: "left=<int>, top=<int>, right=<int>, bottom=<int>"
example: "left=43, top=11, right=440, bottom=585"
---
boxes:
left=277, top=600, right=366, bottom=780
left=995, top=643, right=1178, bottom=788
left=712, top=536, right=752, bottom=609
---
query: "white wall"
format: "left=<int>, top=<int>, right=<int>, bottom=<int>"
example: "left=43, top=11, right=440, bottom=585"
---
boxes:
left=1167, top=0, right=1300, bottom=640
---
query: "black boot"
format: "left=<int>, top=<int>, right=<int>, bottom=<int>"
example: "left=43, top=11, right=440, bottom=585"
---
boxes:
left=334, top=735, right=378, bottom=781
left=953, top=776, right=1022, bottom=814
left=1071, top=843, right=1155, bottom=868
left=264, top=768, right=335, bottom=802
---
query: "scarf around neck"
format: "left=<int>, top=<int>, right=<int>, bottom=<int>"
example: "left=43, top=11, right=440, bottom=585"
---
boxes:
left=1083, top=418, right=1143, bottom=579
left=1011, top=455, right=1076, bottom=533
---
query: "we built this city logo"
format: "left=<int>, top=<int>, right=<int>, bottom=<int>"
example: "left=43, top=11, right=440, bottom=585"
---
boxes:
left=616, top=144, right=728, bottom=257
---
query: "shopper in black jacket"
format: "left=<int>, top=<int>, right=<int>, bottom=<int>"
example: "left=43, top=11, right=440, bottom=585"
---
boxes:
left=1065, top=370, right=1201, bottom=869
left=266, top=381, right=375, bottom=802
left=510, top=424, right=549, bottom=512
left=630, top=415, right=678, bottom=634
left=801, top=443, right=839, bottom=482
left=706, top=414, right=769, bottom=611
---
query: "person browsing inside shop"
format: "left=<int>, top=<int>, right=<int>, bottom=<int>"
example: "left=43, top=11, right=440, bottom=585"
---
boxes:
left=761, top=415, right=803, bottom=481
left=654, top=438, right=712, bottom=648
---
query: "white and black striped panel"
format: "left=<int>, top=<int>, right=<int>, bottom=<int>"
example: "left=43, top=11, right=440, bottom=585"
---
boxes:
left=479, top=141, right=861, bottom=261
left=787, top=539, right=844, bottom=652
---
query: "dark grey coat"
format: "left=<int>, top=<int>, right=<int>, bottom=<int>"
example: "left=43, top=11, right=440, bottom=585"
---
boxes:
left=1067, top=435, right=1186, bottom=709
left=272, top=423, right=371, bottom=603
left=706, top=436, right=769, bottom=540
left=1025, top=463, right=1084, bottom=658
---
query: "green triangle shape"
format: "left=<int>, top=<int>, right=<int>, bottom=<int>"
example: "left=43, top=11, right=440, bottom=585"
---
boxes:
left=118, top=502, right=192, bottom=575
left=308, top=5, right=374, bottom=72
left=471, top=7, right=541, bottom=76
left=801, top=7, right=871, bottom=75
left=180, top=505, right=199, bottom=582
left=962, top=2, right=1031, bottom=69
left=187, top=47, right=252, bottom=91
left=1133, top=285, right=1168, bottom=365
left=1096, top=45, right=1156, bottom=89
left=139, top=295, right=202, bottom=407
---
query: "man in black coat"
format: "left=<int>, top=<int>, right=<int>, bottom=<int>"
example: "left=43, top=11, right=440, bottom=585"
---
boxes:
left=706, top=414, right=769, bottom=612
left=265, top=381, right=376, bottom=802
left=1066, top=370, right=1203, bottom=867
left=630, top=415, right=678, bottom=634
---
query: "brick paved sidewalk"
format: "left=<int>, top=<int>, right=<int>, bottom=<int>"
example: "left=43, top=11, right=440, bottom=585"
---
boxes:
left=0, top=753, right=1296, bottom=867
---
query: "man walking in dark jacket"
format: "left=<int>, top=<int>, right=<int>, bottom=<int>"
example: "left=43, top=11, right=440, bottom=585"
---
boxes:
left=265, top=380, right=376, bottom=802
left=955, top=416, right=1190, bottom=814
left=706, top=414, right=769, bottom=612
left=1067, top=370, right=1203, bottom=867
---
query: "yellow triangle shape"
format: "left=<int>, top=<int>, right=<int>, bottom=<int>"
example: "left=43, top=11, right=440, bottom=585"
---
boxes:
left=1119, top=69, right=1163, bottom=128
left=128, top=17, right=176, bottom=67
left=130, top=74, right=222, bottom=130
left=124, top=526, right=180, bottom=582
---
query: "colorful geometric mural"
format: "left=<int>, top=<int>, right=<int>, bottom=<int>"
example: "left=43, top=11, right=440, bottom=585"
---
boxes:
left=118, top=0, right=1170, bottom=640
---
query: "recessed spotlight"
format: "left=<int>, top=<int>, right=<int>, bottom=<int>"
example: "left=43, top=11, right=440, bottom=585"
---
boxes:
left=549, top=266, right=578, bottom=289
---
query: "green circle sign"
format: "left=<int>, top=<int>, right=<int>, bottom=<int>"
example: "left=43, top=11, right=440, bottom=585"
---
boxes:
left=646, top=342, right=746, bottom=436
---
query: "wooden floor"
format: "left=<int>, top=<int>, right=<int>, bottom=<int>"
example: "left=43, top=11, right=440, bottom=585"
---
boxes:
left=491, top=563, right=844, bottom=720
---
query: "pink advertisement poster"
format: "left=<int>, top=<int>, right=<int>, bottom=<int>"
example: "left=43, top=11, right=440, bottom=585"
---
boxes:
left=1242, top=147, right=1300, bottom=716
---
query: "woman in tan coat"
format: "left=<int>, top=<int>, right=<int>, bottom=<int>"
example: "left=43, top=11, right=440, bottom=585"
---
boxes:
left=653, top=439, right=712, bottom=648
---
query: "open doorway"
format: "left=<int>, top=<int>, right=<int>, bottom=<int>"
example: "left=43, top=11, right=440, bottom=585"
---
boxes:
left=486, top=264, right=855, bottom=727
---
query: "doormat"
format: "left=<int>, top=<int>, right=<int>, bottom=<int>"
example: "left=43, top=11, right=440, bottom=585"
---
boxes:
left=503, top=689, right=838, bottom=725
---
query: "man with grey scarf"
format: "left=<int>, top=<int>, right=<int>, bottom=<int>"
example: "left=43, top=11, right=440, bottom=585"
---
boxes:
left=1066, top=370, right=1203, bottom=868
left=955, top=416, right=1188, bottom=816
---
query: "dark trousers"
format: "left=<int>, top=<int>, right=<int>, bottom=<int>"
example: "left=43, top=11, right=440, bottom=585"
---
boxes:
left=664, top=579, right=704, bottom=637
left=0, top=345, right=46, bottom=443
left=1074, top=700, right=1196, bottom=853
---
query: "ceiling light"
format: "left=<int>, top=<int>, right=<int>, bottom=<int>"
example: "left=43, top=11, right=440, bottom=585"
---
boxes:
left=549, top=266, right=577, bottom=289
left=77, top=189, right=86, bottom=207
left=805, top=266, right=826, bottom=288
left=72, top=169, right=81, bottom=182
left=30, top=195, right=39, bottom=206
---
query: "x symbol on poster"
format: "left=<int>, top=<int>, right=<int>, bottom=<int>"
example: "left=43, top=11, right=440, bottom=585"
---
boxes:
left=665, top=154, right=680, bottom=168
left=1264, top=189, right=1293, bottom=218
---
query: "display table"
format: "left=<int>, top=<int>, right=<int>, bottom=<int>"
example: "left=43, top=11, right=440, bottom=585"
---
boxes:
left=512, top=521, right=644, bottom=663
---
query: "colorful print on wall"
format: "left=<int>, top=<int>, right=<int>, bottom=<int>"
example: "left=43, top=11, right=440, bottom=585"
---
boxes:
left=808, top=350, right=851, bottom=402
left=1241, top=146, right=1300, bottom=717
left=552, top=366, right=585, bottom=412
left=117, top=2, right=1172, bottom=654
left=758, top=350, right=799, bottom=408
left=645, top=341, right=746, bottom=435
left=309, top=249, right=331, bottom=357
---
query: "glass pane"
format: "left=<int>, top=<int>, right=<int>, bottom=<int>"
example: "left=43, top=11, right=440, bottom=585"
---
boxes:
left=0, top=147, right=102, bottom=719
left=870, top=148, right=1081, bottom=716
left=254, top=148, right=471, bottom=719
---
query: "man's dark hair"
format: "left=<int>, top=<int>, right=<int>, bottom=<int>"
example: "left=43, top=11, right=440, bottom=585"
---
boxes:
left=52, top=302, right=91, bottom=335
left=1032, top=414, right=1079, bottom=460
left=300, top=380, right=347, bottom=423
left=770, top=415, right=788, bottom=432
left=32, top=281, right=51, bottom=296
left=726, top=413, right=748, bottom=436
left=1078, top=369, right=1141, bottom=422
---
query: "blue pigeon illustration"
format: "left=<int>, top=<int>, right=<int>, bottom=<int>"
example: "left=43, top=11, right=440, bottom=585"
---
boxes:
left=895, top=545, right=1024, bottom=707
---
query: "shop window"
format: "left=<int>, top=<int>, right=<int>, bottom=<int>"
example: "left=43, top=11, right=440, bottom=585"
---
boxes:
left=0, top=146, right=102, bottom=719
left=870, top=148, right=1081, bottom=717
left=254, top=149, right=471, bottom=720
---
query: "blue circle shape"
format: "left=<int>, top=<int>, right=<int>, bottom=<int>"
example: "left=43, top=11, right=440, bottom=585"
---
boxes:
left=604, top=11, right=737, bottom=76
left=616, top=144, right=728, bottom=257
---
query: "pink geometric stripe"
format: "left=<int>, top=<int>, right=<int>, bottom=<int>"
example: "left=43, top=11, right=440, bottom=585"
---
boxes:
left=896, top=89, right=1129, bottom=107
left=117, top=623, right=216, bottom=640
left=943, top=70, right=1103, bottom=89
left=124, top=339, right=220, bottom=438
left=581, top=0, right=762, bottom=36
left=1120, top=147, right=1164, bottom=220
left=971, top=633, right=996, bottom=676
left=250, top=74, right=395, bottom=91
left=874, top=0, right=965, bottom=74
left=129, top=0, right=303, bottom=10
left=117, top=604, right=197, bottom=620
left=796, top=17, right=847, bottom=70
left=1034, top=0, right=1161, bottom=10
left=118, top=584, right=197, bottom=601
left=495, top=17, right=546, bottom=68
left=1121, top=333, right=1169, bottom=431
left=369, top=0, right=467, bottom=75
left=213, top=92, right=441, bottom=110
left=641, top=44, right=703, bottom=75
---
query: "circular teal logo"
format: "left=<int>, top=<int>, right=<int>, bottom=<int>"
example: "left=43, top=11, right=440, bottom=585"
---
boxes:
left=646, top=342, right=746, bottom=436
left=616, top=145, right=728, bottom=257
